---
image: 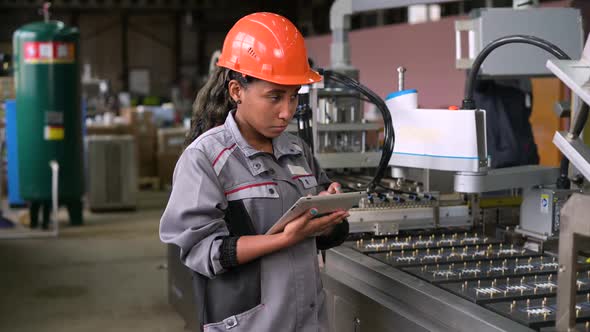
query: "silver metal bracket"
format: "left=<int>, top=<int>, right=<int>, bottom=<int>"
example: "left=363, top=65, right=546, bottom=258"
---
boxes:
left=454, top=165, right=559, bottom=193
left=373, top=222, right=400, bottom=236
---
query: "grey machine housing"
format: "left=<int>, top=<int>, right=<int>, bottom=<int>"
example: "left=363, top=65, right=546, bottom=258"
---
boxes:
left=456, top=8, right=583, bottom=77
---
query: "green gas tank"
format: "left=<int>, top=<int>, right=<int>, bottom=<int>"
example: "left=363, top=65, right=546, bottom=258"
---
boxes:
left=13, top=21, right=83, bottom=210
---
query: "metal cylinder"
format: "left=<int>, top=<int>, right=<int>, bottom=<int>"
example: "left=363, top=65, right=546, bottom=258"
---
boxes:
left=397, top=66, right=406, bottom=91
left=13, top=20, right=83, bottom=201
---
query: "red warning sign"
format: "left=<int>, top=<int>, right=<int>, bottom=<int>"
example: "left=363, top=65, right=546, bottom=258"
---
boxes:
left=24, top=42, right=75, bottom=64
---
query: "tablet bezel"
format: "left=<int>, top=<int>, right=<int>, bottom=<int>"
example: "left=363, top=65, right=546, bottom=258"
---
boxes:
left=265, top=191, right=364, bottom=235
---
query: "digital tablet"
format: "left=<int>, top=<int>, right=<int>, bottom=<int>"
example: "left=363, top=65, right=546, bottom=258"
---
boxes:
left=265, top=191, right=364, bottom=235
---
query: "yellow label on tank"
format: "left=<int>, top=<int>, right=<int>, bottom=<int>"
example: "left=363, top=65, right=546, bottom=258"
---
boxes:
left=44, top=126, right=64, bottom=140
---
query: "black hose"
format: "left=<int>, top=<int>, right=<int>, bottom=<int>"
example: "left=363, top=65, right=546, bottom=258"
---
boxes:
left=294, top=104, right=314, bottom=151
left=558, top=100, right=589, bottom=188
left=462, top=35, right=570, bottom=110
left=318, top=69, right=395, bottom=192
left=571, top=103, right=589, bottom=137
left=460, top=34, right=580, bottom=189
left=558, top=102, right=590, bottom=189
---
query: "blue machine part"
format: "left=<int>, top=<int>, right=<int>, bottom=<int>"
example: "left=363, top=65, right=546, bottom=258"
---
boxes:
left=385, top=89, right=417, bottom=101
left=5, top=100, right=25, bottom=206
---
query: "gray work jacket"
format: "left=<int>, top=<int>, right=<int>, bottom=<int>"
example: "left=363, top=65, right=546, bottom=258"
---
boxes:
left=160, top=111, right=346, bottom=332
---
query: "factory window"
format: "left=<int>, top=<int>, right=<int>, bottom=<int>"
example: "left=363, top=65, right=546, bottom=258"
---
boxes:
left=311, top=2, right=331, bottom=35
left=463, top=0, right=489, bottom=11
left=361, top=11, right=379, bottom=27
left=350, top=8, right=409, bottom=31
left=439, top=0, right=546, bottom=17
left=298, top=22, right=313, bottom=37
left=350, top=11, right=379, bottom=30
left=384, top=8, right=408, bottom=25
left=494, top=0, right=514, bottom=6
left=430, top=5, right=441, bottom=21
left=408, top=5, right=427, bottom=24
left=408, top=4, right=441, bottom=24
left=350, top=14, right=358, bottom=30
left=440, top=2, right=463, bottom=16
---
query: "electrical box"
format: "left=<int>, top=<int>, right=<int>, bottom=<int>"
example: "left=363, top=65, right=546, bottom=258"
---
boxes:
left=85, top=135, right=138, bottom=211
left=518, top=187, right=582, bottom=240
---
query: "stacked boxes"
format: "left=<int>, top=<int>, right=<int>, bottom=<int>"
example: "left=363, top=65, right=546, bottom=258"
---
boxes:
left=130, top=111, right=158, bottom=178
left=86, top=124, right=132, bottom=136
left=0, top=77, right=15, bottom=103
left=157, top=128, right=186, bottom=188
left=88, top=106, right=186, bottom=189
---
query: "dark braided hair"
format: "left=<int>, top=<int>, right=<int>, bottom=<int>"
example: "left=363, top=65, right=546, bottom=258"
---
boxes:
left=185, top=67, right=255, bottom=146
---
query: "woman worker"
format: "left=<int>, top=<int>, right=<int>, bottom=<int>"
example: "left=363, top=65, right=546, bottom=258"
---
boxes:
left=160, top=12, right=350, bottom=332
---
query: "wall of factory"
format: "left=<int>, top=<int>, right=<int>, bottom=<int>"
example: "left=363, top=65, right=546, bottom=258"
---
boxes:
left=78, top=13, right=187, bottom=96
left=127, top=14, right=176, bottom=96
left=0, top=10, right=207, bottom=97
left=78, top=14, right=125, bottom=93
left=0, top=11, right=38, bottom=57
left=306, top=16, right=465, bottom=109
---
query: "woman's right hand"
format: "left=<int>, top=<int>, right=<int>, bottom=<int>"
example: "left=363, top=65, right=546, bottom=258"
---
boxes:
left=281, top=208, right=349, bottom=246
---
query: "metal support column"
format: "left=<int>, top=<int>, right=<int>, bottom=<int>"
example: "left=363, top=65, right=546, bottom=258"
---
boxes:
left=174, top=11, right=181, bottom=83
left=556, top=193, right=590, bottom=331
left=121, top=11, right=129, bottom=92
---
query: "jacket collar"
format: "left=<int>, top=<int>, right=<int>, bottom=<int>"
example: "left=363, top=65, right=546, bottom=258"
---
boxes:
left=224, top=110, right=303, bottom=160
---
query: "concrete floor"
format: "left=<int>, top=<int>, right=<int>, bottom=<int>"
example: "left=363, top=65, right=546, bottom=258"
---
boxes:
left=0, top=192, right=187, bottom=332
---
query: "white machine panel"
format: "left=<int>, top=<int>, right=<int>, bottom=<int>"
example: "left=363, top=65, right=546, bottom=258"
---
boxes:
left=388, top=108, right=487, bottom=172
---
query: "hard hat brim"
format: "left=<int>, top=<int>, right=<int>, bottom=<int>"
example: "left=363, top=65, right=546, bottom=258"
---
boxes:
left=217, top=62, right=322, bottom=86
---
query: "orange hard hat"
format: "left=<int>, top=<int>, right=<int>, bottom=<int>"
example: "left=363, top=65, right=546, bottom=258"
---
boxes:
left=217, top=12, right=321, bottom=85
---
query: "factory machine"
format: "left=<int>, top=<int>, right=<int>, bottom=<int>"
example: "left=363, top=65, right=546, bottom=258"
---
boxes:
left=165, top=2, right=590, bottom=332
left=311, top=1, right=590, bottom=331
